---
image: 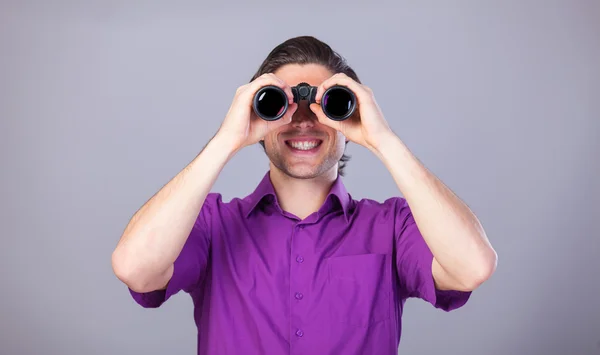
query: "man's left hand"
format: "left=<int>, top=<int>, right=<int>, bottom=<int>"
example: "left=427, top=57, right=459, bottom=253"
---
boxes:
left=309, top=73, right=394, bottom=152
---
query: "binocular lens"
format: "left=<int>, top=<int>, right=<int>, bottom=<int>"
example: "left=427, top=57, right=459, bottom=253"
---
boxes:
left=323, top=87, right=355, bottom=120
left=253, top=84, right=356, bottom=121
left=253, top=86, right=288, bottom=121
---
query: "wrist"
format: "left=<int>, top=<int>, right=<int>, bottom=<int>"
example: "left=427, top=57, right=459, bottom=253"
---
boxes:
left=210, top=131, right=244, bottom=159
left=368, top=131, right=401, bottom=158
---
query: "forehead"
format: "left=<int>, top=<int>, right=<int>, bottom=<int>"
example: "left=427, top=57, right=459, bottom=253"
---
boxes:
left=273, top=63, right=333, bottom=87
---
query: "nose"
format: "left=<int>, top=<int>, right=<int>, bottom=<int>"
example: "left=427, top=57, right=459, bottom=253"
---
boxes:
left=291, top=103, right=316, bottom=129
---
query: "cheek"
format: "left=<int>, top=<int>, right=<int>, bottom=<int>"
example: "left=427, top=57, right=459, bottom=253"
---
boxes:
left=264, top=132, right=281, bottom=152
left=333, top=132, right=346, bottom=149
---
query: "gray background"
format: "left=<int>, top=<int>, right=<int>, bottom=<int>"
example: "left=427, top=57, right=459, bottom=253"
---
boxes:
left=1, top=1, right=599, bottom=354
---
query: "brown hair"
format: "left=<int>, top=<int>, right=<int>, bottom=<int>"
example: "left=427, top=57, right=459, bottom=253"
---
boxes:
left=250, top=35, right=359, bottom=176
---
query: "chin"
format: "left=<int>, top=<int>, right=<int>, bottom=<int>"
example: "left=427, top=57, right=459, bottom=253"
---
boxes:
left=284, top=167, right=322, bottom=179
left=277, top=159, right=339, bottom=180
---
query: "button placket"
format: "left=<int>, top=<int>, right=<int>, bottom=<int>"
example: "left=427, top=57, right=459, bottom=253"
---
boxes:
left=291, top=223, right=308, bottom=342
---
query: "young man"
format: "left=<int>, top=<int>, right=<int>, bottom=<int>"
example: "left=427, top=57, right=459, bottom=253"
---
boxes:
left=112, top=36, right=497, bottom=354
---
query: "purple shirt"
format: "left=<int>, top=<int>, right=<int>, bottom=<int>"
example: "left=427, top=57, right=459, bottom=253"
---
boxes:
left=128, top=172, right=471, bottom=354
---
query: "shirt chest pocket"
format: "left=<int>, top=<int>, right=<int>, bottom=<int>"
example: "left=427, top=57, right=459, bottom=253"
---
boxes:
left=326, top=253, right=392, bottom=328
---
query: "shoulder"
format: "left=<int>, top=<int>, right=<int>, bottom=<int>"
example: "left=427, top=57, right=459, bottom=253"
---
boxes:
left=199, top=192, right=257, bottom=217
left=349, top=196, right=416, bottom=236
left=351, top=195, right=410, bottom=218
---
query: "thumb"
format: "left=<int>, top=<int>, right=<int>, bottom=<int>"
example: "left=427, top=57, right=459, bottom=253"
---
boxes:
left=273, top=102, right=297, bottom=128
left=259, top=103, right=296, bottom=135
left=310, top=103, right=340, bottom=131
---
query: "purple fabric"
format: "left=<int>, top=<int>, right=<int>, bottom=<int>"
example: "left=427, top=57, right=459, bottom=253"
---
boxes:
left=128, top=172, right=471, bottom=354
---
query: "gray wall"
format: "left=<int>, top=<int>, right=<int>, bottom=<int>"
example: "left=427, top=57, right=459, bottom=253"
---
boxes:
left=1, top=1, right=598, bottom=354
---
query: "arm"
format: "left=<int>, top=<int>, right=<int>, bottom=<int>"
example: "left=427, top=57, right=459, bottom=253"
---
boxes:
left=111, top=73, right=296, bottom=294
left=111, top=134, right=237, bottom=293
left=373, top=132, right=497, bottom=292
left=310, top=73, right=497, bottom=293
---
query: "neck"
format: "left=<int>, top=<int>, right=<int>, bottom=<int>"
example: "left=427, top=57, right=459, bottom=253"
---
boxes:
left=269, top=165, right=338, bottom=220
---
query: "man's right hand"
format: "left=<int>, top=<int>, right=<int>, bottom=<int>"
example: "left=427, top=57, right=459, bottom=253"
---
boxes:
left=111, top=73, right=297, bottom=294
left=216, top=73, right=298, bottom=152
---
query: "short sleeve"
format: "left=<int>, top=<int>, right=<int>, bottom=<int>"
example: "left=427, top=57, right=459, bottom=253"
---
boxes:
left=128, top=193, right=218, bottom=308
left=393, top=198, right=471, bottom=311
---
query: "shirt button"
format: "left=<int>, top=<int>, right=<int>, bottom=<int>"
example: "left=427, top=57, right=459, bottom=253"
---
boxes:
left=296, top=256, right=304, bottom=263
left=296, top=329, right=304, bottom=337
left=295, top=292, right=303, bottom=300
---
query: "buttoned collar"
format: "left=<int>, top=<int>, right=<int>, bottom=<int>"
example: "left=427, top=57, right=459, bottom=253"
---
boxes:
left=243, top=171, right=351, bottom=222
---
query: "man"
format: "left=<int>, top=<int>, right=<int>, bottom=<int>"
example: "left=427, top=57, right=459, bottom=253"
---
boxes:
left=111, top=36, right=497, bottom=354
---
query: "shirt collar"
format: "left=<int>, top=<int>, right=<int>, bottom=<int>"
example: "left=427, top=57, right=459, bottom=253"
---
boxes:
left=243, top=171, right=351, bottom=221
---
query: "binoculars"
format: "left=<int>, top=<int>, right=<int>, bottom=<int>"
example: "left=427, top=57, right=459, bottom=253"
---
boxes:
left=252, top=82, right=357, bottom=121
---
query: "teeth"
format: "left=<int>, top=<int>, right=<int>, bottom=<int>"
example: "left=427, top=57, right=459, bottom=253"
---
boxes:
left=289, top=140, right=320, bottom=150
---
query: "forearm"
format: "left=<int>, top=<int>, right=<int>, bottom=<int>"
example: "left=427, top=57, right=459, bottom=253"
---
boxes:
left=111, top=133, right=238, bottom=292
left=373, top=133, right=497, bottom=289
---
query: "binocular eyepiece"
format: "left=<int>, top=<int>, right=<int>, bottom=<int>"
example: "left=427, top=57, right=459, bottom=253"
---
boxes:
left=252, top=82, right=357, bottom=121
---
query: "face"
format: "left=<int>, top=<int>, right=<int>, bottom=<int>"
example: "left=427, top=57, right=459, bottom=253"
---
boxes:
left=262, top=63, right=347, bottom=180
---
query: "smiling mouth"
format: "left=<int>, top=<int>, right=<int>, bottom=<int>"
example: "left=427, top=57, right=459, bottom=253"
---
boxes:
left=285, top=139, right=323, bottom=151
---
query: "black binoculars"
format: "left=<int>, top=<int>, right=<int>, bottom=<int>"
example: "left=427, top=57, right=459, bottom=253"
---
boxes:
left=252, top=82, right=357, bottom=121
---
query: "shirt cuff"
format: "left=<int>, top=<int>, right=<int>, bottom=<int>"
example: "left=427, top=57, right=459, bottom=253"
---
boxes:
left=418, top=252, right=472, bottom=311
left=128, top=256, right=189, bottom=308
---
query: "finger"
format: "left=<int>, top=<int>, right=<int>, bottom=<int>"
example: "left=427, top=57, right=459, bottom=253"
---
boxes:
left=257, top=102, right=297, bottom=131
left=315, top=73, right=371, bottom=106
left=246, top=73, right=294, bottom=105
left=309, top=103, right=341, bottom=131
left=254, top=102, right=297, bottom=141
left=276, top=102, right=297, bottom=126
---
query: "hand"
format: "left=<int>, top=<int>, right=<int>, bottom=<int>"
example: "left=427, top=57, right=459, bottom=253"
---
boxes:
left=216, top=73, right=298, bottom=152
left=309, top=73, right=394, bottom=152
